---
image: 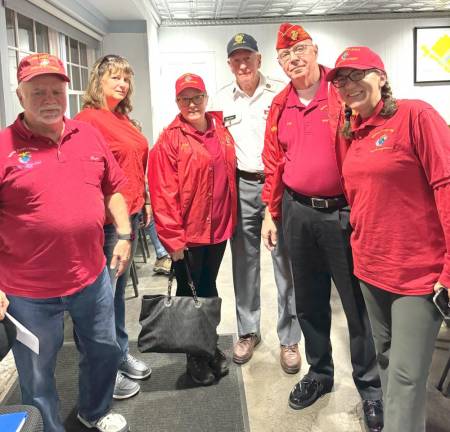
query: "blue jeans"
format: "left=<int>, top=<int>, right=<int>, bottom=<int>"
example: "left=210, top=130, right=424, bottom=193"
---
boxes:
left=103, top=212, right=140, bottom=362
left=146, top=219, right=168, bottom=259
left=7, top=268, right=121, bottom=432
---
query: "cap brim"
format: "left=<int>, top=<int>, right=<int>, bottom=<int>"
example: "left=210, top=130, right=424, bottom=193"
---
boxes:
left=21, top=72, right=70, bottom=83
left=227, top=46, right=258, bottom=57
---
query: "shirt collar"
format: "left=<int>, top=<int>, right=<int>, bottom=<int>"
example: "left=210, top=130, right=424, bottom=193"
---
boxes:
left=233, top=72, right=275, bottom=100
left=12, top=113, right=77, bottom=142
left=353, top=99, right=386, bottom=131
left=286, top=65, right=328, bottom=108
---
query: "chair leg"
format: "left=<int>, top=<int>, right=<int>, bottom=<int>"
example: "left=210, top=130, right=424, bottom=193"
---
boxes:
left=137, top=229, right=147, bottom=263
left=130, top=260, right=139, bottom=297
left=437, top=355, right=450, bottom=395
left=140, top=227, right=151, bottom=258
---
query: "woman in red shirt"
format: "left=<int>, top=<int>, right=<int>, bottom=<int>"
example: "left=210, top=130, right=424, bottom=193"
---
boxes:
left=148, top=73, right=237, bottom=386
left=327, top=46, right=449, bottom=432
left=76, top=55, right=151, bottom=400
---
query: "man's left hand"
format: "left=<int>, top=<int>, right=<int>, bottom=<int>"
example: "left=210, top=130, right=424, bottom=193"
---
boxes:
left=142, top=203, right=153, bottom=227
left=110, top=239, right=132, bottom=277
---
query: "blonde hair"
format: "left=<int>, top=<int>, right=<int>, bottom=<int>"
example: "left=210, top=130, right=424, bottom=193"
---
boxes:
left=82, top=54, right=134, bottom=115
left=341, top=79, right=398, bottom=139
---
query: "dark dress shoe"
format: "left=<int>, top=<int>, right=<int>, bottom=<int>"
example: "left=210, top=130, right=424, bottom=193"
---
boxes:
left=186, top=354, right=215, bottom=386
left=362, top=399, right=383, bottom=431
left=288, top=376, right=333, bottom=410
left=209, top=348, right=229, bottom=378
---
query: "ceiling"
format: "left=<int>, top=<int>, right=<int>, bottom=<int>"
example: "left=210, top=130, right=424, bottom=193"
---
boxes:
left=150, top=0, right=450, bottom=22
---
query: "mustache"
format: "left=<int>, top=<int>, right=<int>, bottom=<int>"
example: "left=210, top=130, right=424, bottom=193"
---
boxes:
left=39, top=105, right=62, bottom=113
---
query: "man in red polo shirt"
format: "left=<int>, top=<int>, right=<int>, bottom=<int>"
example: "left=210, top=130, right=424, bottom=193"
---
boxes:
left=261, top=23, right=383, bottom=431
left=0, top=53, right=131, bottom=432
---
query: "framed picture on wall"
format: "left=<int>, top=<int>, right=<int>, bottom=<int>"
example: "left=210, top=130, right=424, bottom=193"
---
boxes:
left=414, top=26, right=450, bottom=83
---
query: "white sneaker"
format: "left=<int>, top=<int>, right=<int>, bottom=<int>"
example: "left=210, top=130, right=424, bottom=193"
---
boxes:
left=77, top=411, right=129, bottom=432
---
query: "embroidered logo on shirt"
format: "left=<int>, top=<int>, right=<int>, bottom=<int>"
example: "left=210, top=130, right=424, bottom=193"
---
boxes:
left=18, top=151, right=32, bottom=164
left=9, top=147, right=42, bottom=169
left=375, top=135, right=388, bottom=147
left=370, top=129, right=394, bottom=152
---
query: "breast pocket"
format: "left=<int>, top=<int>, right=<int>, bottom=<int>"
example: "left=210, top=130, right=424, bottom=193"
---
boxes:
left=82, top=157, right=105, bottom=187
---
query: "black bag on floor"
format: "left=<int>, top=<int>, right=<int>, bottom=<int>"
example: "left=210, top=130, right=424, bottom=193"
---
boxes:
left=138, top=260, right=221, bottom=357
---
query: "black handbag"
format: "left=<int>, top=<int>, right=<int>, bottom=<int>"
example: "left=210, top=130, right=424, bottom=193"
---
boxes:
left=138, top=260, right=221, bottom=357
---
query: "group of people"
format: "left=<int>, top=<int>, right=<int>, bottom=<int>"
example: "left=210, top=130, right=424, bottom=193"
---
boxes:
left=0, top=20, right=448, bottom=432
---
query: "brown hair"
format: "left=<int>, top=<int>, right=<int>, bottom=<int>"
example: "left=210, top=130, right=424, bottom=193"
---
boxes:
left=341, top=75, right=398, bottom=139
left=82, top=54, right=134, bottom=115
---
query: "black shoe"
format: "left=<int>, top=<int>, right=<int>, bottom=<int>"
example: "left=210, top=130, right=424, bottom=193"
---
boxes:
left=362, top=399, right=384, bottom=431
left=209, top=348, right=229, bottom=379
left=186, top=354, right=215, bottom=386
left=288, top=376, right=333, bottom=410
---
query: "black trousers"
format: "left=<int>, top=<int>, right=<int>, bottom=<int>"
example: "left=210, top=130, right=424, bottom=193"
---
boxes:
left=282, top=191, right=381, bottom=400
left=174, top=241, right=227, bottom=298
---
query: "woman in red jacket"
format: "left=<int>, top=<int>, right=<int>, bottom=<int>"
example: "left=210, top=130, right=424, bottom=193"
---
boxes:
left=148, top=73, right=237, bottom=386
left=75, top=54, right=151, bottom=400
left=327, top=46, right=449, bottom=432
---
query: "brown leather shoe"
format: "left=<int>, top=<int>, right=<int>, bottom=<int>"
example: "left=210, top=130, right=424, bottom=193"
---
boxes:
left=233, top=333, right=261, bottom=364
left=280, top=344, right=301, bottom=374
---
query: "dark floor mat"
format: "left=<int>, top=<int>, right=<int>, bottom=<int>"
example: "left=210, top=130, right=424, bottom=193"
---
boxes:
left=5, top=336, right=249, bottom=432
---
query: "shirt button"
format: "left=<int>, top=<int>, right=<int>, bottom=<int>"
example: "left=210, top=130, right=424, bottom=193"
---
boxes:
left=206, top=217, right=210, bottom=222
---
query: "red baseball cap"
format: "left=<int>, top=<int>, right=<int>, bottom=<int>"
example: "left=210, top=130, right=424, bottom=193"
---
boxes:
left=326, top=46, right=385, bottom=82
left=17, top=53, right=70, bottom=84
left=276, top=23, right=312, bottom=49
left=175, top=73, right=206, bottom=97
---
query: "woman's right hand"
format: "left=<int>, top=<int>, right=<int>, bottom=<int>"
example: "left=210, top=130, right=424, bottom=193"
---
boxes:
left=171, top=248, right=186, bottom=262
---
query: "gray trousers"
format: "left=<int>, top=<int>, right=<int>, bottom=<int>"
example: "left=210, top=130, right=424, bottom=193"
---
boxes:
left=231, top=177, right=301, bottom=346
left=360, top=281, right=443, bottom=432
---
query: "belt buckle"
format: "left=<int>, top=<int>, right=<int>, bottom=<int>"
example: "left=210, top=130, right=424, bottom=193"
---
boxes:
left=311, top=197, right=328, bottom=209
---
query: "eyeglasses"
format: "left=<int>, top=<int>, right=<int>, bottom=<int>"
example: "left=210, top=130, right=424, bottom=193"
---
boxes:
left=278, top=44, right=314, bottom=63
left=176, top=94, right=206, bottom=107
left=331, top=69, right=378, bottom=88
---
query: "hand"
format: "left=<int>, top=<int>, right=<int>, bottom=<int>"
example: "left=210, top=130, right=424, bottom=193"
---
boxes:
left=262, top=209, right=277, bottom=251
left=110, top=239, right=132, bottom=277
left=142, top=203, right=153, bottom=227
left=171, top=248, right=186, bottom=262
left=434, top=280, right=448, bottom=293
left=0, top=290, right=9, bottom=321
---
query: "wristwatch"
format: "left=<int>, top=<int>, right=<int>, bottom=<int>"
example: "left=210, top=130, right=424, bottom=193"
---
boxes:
left=117, top=232, right=135, bottom=241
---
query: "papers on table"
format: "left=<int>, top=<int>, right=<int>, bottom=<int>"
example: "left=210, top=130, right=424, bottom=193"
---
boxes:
left=0, top=411, right=28, bottom=432
left=5, top=312, right=39, bottom=355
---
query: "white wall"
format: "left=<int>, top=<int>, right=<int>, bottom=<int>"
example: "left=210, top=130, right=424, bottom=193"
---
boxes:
left=156, top=16, right=450, bottom=135
left=102, top=32, right=153, bottom=142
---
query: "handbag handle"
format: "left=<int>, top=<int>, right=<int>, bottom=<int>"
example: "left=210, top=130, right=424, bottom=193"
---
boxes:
left=167, top=258, right=199, bottom=304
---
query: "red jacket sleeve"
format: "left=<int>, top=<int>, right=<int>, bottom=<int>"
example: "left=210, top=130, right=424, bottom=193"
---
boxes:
left=148, top=131, right=186, bottom=253
left=434, top=184, right=450, bottom=288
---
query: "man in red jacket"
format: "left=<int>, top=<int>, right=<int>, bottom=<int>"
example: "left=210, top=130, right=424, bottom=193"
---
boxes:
left=261, top=23, right=383, bottom=431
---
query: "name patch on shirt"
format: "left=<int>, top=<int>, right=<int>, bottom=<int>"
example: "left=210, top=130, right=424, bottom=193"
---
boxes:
left=224, top=115, right=236, bottom=122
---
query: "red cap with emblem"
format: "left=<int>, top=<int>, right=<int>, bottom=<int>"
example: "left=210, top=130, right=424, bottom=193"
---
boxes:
left=17, top=53, right=70, bottom=83
left=276, top=23, right=312, bottom=49
left=175, top=73, right=206, bottom=96
left=326, top=46, right=385, bottom=82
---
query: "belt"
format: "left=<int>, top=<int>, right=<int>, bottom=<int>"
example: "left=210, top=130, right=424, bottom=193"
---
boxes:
left=237, top=169, right=265, bottom=183
left=286, top=187, right=347, bottom=210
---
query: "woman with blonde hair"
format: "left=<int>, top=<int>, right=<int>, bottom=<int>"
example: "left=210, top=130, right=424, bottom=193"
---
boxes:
left=75, top=54, right=151, bottom=400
